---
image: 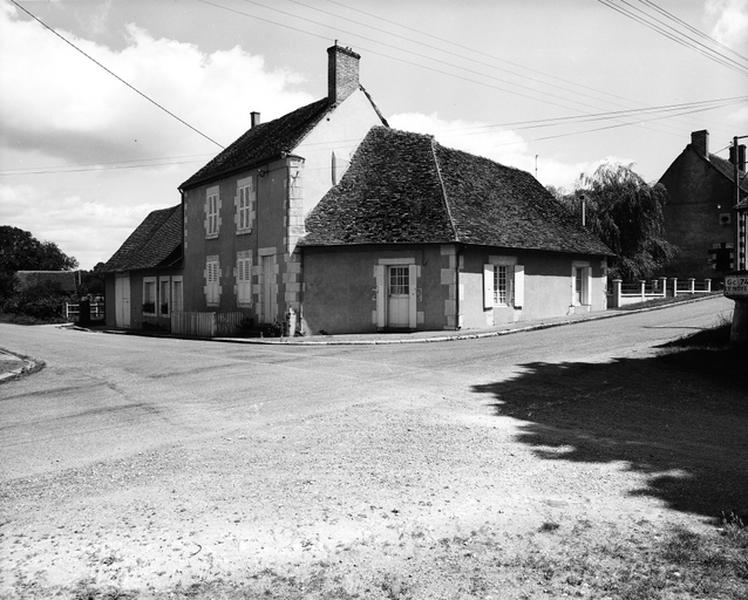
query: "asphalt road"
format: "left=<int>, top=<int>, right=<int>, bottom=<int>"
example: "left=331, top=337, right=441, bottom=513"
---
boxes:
left=0, top=296, right=732, bottom=481
left=0, top=295, right=742, bottom=599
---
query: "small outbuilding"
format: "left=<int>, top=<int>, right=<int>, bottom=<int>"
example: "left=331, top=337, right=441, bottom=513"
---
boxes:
left=300, top=127, right=613, bottom=334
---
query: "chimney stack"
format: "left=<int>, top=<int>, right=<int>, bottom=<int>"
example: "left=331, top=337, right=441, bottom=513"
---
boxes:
left=327, top=43, right=360, bottom=104
left=250, top=111, right=261, bottom=128
left=690, top=130, right=709, bottom=158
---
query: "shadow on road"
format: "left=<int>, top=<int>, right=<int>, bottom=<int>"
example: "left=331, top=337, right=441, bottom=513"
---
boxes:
left=472, top=342, right=748, bottom=523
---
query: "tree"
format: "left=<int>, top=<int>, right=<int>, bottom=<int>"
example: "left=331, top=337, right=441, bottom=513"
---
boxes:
left=0, top=226, right=78, bottom=303
left=0, top=226, right=78, bottom=272
left=563, top=163, right=676, bottom=281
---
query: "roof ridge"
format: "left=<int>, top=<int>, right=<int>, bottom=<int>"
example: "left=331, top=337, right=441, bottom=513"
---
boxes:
left=429, top=138, right=458, bottom=241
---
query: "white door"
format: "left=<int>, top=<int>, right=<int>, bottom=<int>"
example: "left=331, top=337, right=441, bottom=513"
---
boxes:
left=261, top=255, right=276, bottom=323
left=387, top=265, right=410, bottom=328
left=114, top=274, right=130, bottom=328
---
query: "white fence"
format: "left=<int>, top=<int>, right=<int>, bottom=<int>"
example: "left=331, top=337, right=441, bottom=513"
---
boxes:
left=170, top=311, right=246, bottom=337
left=64, top=301, right=105, bottom=322
left=609, top=277, right=713, bottom=308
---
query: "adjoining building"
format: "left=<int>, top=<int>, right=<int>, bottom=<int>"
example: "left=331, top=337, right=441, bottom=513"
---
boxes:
left=658, top=129, right=748, bottom=279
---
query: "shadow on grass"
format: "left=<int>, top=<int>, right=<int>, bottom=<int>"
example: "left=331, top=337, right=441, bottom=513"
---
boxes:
left=472, top=329, right=747, bottom=523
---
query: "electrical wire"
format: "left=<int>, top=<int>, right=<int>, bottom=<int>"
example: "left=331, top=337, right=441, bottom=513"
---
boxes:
left=639, top=0, right=748, bottom=63
left=596, top=0, right=748, bottom=76
left=7, top=0, right=226, bottom=148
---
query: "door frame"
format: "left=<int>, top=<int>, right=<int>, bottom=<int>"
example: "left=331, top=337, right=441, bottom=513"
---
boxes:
left=375, top=258, right=417, bottom=329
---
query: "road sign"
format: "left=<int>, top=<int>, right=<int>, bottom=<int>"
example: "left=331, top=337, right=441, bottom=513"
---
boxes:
left=725, top=274, right=748, bottom=298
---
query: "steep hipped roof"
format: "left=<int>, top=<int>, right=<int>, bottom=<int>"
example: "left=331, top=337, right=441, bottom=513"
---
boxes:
left=101, top=205, right=182, bottom=272
left=180, top=98, right=333, bottom=190
left=304, top=127, right=612, bottom=256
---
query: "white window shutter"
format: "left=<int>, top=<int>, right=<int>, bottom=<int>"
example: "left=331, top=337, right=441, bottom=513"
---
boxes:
left=584, top=267, right=592, bottom=305
left=375, top=265, right=385, bottom=328
left=513, top=265, right=525, bottom=309
left=483, top=264, right=494, bottom=309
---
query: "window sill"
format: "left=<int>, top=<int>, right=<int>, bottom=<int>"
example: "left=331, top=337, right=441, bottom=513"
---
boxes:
left=205, top=233, right=219, bottom=240
left=236, top=228, right=253, bottom=236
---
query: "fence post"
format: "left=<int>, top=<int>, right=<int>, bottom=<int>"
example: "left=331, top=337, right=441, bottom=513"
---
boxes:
left=659, top=277, right=667, bottom=298
left=705, top=278, right=711, bottom=293
left=640, top=280, right=646, bottom=301
left=671, top=277, right=678, bottom=297
left=688, top=277, right=695, bottom=293
left=613, top=279, right=622, bottom=308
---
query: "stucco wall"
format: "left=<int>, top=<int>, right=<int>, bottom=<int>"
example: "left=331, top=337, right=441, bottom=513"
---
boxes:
left=460, top=248, right=607, bottom=329
left=182, top=157, right=288, bottom=322
left=294, top=89, right=384, bottom=220
left=660, top=150, right=736, bottom=279
left=302, top=245, right=446, bottom=334
left=302, top=244, right=608, bottom=334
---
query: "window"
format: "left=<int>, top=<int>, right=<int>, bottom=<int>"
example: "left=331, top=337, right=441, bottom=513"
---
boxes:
left=206, top=186, right=220, bottom=237
left=171, top=276, right=183, bottom=313
left=205, top=257, right=221, bottom=306
left=572, top=262, right=591, bottom=305
left=159, top=278, right=170, bottom=316
left=142, top=277, right=156, bottom=315
left=493, top=264, right=511, bottom=305
left=237, top=177, right=255, bottom=233
left=236, top=253, right=252, bottom=305
left=389, top=265, right=409, bottom=295
left=484, top=257, right=524, bottom=309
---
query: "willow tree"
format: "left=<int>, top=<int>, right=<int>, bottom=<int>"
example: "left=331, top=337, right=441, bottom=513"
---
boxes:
left=567, top=163, right=676, bottom=281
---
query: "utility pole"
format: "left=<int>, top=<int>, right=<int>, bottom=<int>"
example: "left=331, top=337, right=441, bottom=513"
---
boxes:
left=725, top=134, right=748, bottom=344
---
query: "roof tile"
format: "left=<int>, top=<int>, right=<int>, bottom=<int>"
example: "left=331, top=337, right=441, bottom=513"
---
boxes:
left=304, top=127, right=612, bottom=256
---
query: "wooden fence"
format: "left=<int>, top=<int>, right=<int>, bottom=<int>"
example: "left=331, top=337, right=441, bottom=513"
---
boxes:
left=170, top=311, right=246, bottom=337
left=64, top=301, right=105, bottom=322
left=609, top=277, right=712, bottom=308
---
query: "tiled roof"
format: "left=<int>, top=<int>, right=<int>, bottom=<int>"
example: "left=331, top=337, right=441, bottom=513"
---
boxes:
left=101, top=205, right=182, bottom=272
left=304, top=127, right=612, bottom=256
left=706, top=151, right=748, bottom=194
left=180, top=98, right=332, bottom=189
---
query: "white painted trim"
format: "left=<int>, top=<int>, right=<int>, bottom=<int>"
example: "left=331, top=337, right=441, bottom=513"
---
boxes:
left=378, top=257, right=415, bottom=265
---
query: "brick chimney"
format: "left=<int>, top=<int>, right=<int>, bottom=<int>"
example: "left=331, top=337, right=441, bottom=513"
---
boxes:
left=250, top=111, right=261, bottom=128
left=327, top=43, right=360, bottom=104
left=690, top=129, right=709, bottom=158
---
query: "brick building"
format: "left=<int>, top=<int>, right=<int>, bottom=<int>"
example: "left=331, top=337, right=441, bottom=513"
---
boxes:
left=658, top=130, right=748, bottom=279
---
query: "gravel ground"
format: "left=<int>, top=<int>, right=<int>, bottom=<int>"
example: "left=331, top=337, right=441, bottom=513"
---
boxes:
left=3, top=352, right=744, bottom=599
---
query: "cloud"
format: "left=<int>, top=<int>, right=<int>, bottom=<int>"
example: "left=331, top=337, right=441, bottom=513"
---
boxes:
left=705, top=0, right=748, bottom=49
left=0, top=5, right=314, bottom=165
left=387, top=112, right=632, bottom=191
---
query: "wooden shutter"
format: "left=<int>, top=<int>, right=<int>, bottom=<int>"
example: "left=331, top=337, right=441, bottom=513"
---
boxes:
left=375, top=264, right=385, bottom=328
left=408, top=263, right=417, bottom=328
left=513, top=264, right=525, bottom=309
left=483, top=264, right=494, bottom=309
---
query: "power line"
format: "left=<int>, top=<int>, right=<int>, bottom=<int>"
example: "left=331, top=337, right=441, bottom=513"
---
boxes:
left=639, top=0, right=748, bottom=63
left=8, top=0, right=226, bottom=148
left=596, top=0, right=748, bottom=76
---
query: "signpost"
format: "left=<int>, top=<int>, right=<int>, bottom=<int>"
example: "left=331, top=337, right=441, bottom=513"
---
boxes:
left=725, top=273, right=748, bottom=344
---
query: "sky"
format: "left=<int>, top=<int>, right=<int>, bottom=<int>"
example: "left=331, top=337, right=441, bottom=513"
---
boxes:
left=1, top=0, right=747, bottom=269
